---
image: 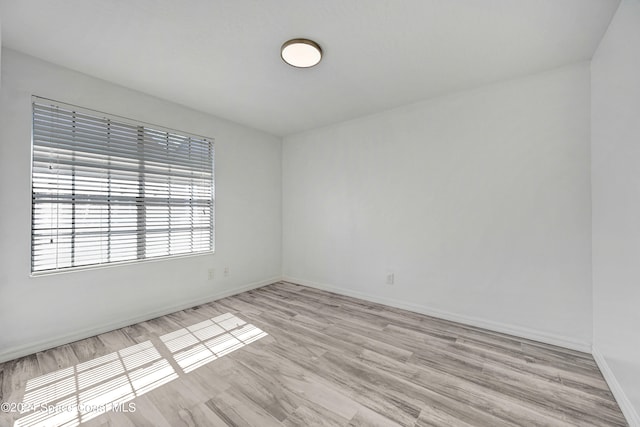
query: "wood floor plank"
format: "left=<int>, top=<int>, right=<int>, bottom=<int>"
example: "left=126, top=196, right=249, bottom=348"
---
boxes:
left=0, top=282, right=628, bottom=426
left=204, top=386, right=284, bottom=427
left=184, top=401, right=231, bottom=426
left=283, top=404, right=349, bottom=427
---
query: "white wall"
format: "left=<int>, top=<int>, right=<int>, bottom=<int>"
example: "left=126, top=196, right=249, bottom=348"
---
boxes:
left=0, top=17, right=2, bottom=89
left=0, top=49, right=282, bottom=362
left=283, top=63, right=592, bottom=350
left=591, top=0, right=640, bottom=424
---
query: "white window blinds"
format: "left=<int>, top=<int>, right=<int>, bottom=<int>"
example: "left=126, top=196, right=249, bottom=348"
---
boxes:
left=31, top=98, right=215, bottom=273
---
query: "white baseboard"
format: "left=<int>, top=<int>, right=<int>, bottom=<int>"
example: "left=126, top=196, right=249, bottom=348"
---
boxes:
left=0, top=276, right=282, bottom=364
left=283, top=276, right=592, bottom=353
left=592, top=346, right=640, bottom=427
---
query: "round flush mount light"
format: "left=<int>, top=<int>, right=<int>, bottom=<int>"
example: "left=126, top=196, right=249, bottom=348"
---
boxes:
left=281, top=38, right=322, bottom=68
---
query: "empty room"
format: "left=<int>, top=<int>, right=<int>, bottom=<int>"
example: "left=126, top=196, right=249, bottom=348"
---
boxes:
left=0, top=0, right=639, bottom=426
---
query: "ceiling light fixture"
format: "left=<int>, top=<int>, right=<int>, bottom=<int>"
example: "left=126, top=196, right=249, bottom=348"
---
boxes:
left=281, top=38, right=322, bottom=68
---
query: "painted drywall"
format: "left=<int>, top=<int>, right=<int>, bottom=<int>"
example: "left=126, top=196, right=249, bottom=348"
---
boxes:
left=591, top=0, right=640, bottom=424
left=283, top=63, right=592, bottom=350
left=0, top=17, right=2, bottom=89
left=0, top=48, right=282, bottom=362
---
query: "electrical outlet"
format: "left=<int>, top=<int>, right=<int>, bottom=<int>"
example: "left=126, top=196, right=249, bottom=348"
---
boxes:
left=386, top=272, right=394, bottom=285
left=208, top=268, right=215, bottom=280
left=224, top=266, right=230, bottom=277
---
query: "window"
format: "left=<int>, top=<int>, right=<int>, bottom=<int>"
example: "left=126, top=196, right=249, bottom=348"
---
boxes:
left=31, top=97, right=214, bottom=273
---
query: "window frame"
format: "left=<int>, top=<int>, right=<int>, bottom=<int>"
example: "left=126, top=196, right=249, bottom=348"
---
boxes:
left=30, top=96, right=215, bottom=276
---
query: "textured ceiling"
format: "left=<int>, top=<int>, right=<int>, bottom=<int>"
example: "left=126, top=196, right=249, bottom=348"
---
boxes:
left=0, top=0, right=620, bottom=136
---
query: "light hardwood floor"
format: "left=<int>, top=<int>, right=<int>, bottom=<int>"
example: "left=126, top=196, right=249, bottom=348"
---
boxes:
left=0, top=282, right=628, bottom=426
